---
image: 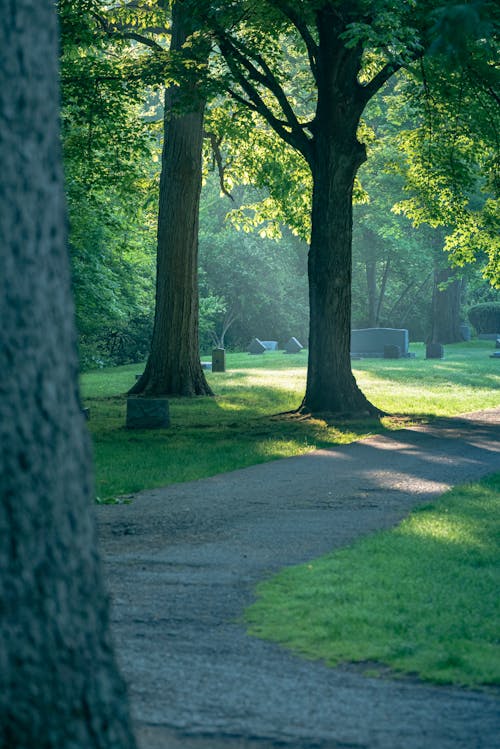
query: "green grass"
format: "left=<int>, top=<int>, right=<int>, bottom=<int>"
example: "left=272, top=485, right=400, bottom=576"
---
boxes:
left=81, top=341, right=499, bottom=500
left=245, top=473, right=500, bottom=688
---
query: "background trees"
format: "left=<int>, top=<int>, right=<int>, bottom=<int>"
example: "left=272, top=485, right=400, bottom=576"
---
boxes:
left=60, top=0, right=498, bottom=391
left=0, top=2, right=136, bottom=745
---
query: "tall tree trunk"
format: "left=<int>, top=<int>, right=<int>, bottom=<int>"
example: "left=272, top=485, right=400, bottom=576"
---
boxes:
left=0, top=3, right=136, bottom=747
left=301, top=127, right=379, bottom=415
left=365, top=249, right=378, bottom=327
left=299, top=16, right=380, bottom=416
left=130, top=1, right=212, bottom=397
left=430, top=267, right=464, bottom=343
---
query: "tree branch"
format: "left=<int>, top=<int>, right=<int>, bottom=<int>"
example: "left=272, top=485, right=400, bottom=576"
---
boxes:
left=216, top=31, right=312, bottom=160
left=269, top=0, right=319, bottom=82
left=204, top=131, right=234, bottom=201
left=91, top=10, right=166, bottom=51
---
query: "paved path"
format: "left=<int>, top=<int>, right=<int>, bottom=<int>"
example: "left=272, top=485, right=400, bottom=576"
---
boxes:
left=97, top=409, right=500, bottom=749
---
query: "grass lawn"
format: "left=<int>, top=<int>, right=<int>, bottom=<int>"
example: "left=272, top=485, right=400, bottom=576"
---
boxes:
left=81, top=341, right=499, bottom=500
left=245, top=473, right=500, bottom=688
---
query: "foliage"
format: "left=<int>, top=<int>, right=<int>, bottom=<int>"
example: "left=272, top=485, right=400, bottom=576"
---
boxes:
left=59, top=0, right=160, bottom=369
left=468, top=302, right=500, bottom=333
left=391, top=49, right=500, bottom=286
left=198, top=175, right=309, bottom=351
left=246, top=473, right=500, bottom=687
left=80, top=342, right=500, bottom=499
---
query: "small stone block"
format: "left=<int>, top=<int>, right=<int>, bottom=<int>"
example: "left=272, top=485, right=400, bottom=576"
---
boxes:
left=212, top=348, right=226, bottom=372
left=247, top=337, right=267, bottom=354
left=201, top=361, right=212, bottom=370
left=490, top=351, right=500, bottom=358
left=82, top=407, right=90, bottom=420
left=284, top=336, right=303, bottom=354
left=384, top=344, right=401, bottom=359
left=126, top=397, right=170, bottom=429
left=426, top=343, right=444, bottom=359
left=496, top=338, right=500, bottom=349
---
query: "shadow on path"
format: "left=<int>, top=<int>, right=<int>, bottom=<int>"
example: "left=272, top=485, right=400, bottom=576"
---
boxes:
left=97, top=409, right=500, bottom=749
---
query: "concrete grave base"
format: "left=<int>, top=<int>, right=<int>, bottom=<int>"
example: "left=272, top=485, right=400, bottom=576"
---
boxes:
left=126, top=397, right=170, bottom=429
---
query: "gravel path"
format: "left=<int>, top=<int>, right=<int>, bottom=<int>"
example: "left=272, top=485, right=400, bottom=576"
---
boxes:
left=97, top=409, right=500, bottom=749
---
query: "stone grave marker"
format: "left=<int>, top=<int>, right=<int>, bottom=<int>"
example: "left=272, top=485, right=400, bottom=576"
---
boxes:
left=351, top=328, right=410, bottom=357
left=126, top=397, right=170, bottom=429
left=284, top=337, right=303, bottom=354
left=247, top=338, right=267, bottom=354
left=383, top=344, right=401, bottom=359
left=426, top=343, right=444, bottom=359
left=212, top=348, right=226, bottom=372
left=260, top=341, right=279, bottom=350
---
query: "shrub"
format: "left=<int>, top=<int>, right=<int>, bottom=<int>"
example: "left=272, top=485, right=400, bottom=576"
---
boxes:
left=467, top=303, right=500, bottom=334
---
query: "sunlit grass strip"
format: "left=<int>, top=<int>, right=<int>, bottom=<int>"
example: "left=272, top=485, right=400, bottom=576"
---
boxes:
left=81, top=342, right=499, bottom=499
left=245, top=474, right=500, bottom=687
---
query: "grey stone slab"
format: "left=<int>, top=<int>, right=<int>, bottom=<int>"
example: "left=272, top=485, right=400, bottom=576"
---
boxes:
left=426, top=343, right=444, bottom=359
left=260, top=341, right=278, bottom=351
left=284, top=337, right=303, bottom=354
left=126, top=397, right=170, bottom=429
left=351, top=328, right=409, bottom=357
left=247, top=338, right=267, bottom=355
left=212, top=348, right=226, bottom=372
left=383, top=344, right=401, bottom=359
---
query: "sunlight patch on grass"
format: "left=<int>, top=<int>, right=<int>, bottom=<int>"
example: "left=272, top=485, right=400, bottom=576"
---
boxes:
left=81, top=342, right=499, bottom=498
left=245, top=474, right=500, bottom=687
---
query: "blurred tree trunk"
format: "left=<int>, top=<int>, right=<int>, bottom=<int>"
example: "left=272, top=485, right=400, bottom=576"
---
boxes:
left=0, top=2, right=137, bottom=746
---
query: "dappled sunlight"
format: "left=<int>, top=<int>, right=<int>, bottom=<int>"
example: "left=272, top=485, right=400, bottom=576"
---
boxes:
left=398, top=515, right=486, bottom=549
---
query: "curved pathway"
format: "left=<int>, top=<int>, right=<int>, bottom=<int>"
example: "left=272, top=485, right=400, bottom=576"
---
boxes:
left=97, top=409, right=500, bottom=749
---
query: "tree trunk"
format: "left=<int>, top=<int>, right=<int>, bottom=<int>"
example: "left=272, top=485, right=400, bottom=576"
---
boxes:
left=0, top=3, right=136, bottom=747
left=301, top=128, right=380, bottom=416
left=299, top=20, right=380, bottom=417
left=430, top=267, right=464, bottom=343
left=365, top=249, right=378, bottom=327
left=130, top=1, right=212, bottom=397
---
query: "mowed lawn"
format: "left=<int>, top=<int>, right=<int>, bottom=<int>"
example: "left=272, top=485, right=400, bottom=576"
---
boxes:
left=80, top=341, right=499, bottom=500
left=246, top=473, right=500, bottom=688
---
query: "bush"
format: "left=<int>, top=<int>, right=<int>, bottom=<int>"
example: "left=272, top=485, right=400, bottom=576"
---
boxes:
left=467, top=303, right=500, bottom=334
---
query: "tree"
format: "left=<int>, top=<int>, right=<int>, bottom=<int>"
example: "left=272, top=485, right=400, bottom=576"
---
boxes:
left=129, top=0, right=214, bottom=396
left=205, top=0, right=497, bottom=415
left=0, top=3, right=137, bottom=746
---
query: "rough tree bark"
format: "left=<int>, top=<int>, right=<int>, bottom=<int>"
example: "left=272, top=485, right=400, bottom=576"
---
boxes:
left=130, top=0, right=212, bottom=397
left=0, top=3, right=137, bottom=747
left=214, top=3, right=398, bottom=416
left=300, top=9, right=381, bottom=415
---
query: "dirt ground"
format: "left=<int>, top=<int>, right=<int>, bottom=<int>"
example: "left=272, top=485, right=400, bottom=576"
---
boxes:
left=97, top=408, right=500, bottom=749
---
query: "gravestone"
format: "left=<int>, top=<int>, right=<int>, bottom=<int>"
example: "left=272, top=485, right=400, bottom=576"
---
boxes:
left=490, top=352, right=500, bottom=358
left=284, top=337, right=303, bottom=354
left=383, top=344, right=401, bottom=359
left=460, top=323, right=471, bottom=341
left=247, top=338, right=267, bottom=354
left=351, top=328, right=409, bottom=357
left=496, top=338, right=500, bottom=349
left=201, top=361, right=212, bottom=371
left=261, top=340, right=279, bottom=350
left=126, top=397, right=170, bottom=429
left=426, top=343, right=444, bottom=359
left=212, top=348, right=226, bottom=372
